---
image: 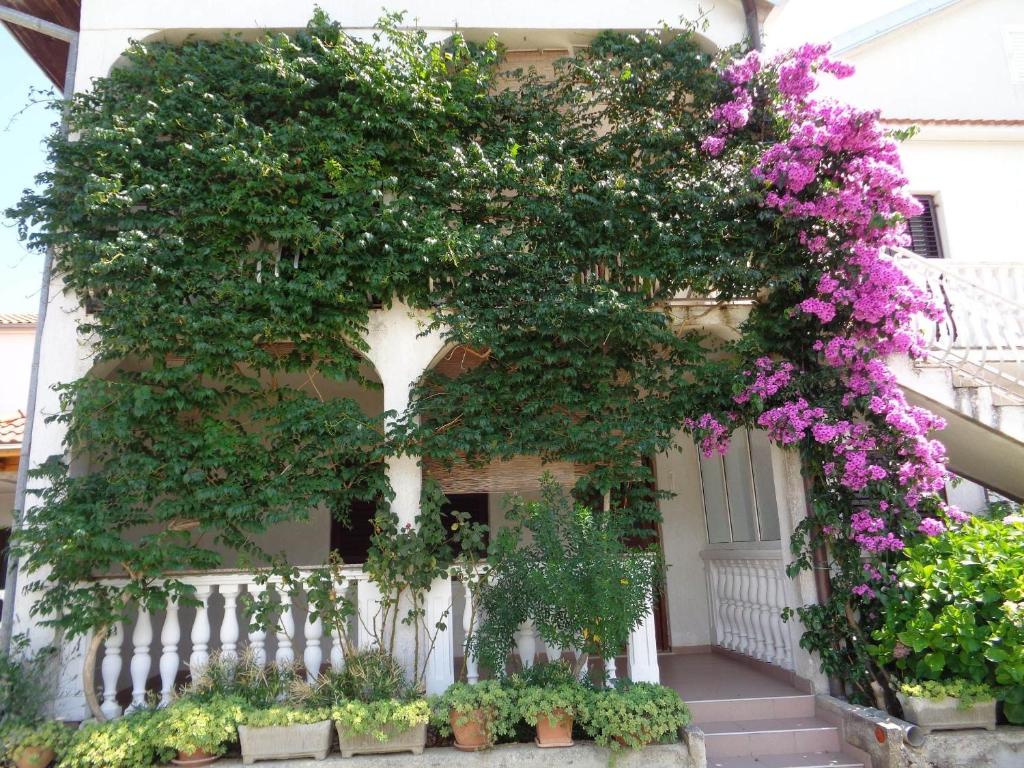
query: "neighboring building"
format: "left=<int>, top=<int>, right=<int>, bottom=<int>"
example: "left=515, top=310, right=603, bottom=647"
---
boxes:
left=1, top=2, right=1021, bottom=766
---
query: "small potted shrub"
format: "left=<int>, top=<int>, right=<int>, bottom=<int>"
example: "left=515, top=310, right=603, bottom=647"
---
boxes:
left=3, top=721, right=73, bottom=768
left=153, top=695, right=244, bottom=765
left=896, top=680, right=997, bottom=733
left=236, top=706, right=333, bottom=764
left=434, top=680, right=516, bottom=751
left=517, top=682, right=592, bottom=748
left=584, top=681, right=690, bottom=752
left=295, top=649, right=430, bottom=758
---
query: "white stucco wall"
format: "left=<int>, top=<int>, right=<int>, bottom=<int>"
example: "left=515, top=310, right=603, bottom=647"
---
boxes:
left=0, top=326, right=35, bottom=416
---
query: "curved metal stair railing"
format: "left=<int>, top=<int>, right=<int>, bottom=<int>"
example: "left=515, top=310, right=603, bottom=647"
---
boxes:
left=889, top=247, right=1024, bottom=402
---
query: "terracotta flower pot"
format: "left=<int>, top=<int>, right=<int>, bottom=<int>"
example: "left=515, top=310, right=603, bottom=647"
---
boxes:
left=13, top=746, right=55, bottom=768
left=534, top=708, right=574, bottom=748
left=171, top=747, right=219, bottom=766
left=449, top=708, right=490, bottom=752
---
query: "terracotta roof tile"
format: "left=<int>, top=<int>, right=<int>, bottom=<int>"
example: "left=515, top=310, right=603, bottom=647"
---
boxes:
left=882, top=118, right=1024, bottom=126
left=0, top=313, right=36, bottom=326
left=0, top=412, right=25, bottom=447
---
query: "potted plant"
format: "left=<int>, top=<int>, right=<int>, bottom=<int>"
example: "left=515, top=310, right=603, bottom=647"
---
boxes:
left=152, top=695, right=244, bottom=765
left=236, top=706, right=333, bottom=764
left=583, top=681, right=690, bottom=752
left=896, top=680, right=997, bottom=733
left=293, top=649, right=430, bottom=758
left=58, top=709, right=174, bottom=768
left=517, top=682, right=591, bottom=748
left=434, top=680, right=516, bottom=751
left=2, top=721, right=73, bottom=768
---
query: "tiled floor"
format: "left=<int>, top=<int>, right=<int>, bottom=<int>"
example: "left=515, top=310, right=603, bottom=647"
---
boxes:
left=658, top=651, right=804, bottom=702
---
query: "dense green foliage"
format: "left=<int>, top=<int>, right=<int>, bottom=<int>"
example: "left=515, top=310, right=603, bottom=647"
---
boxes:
left=150, top=696, right=244, bottom=757
left=471, top=481, right=659, bottom=676
left=897, top=679, right=997, bottom=710
left=7, top=9, right=947, bottom=703
left=59, top=710, right=173, bottom=768
left=870, top=516, right=1024, bottom=721
left=582, top=681, right=690, bottom=751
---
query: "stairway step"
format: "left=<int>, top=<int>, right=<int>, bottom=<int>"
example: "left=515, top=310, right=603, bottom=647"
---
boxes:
left=689, top=695, right=816, bottom=723
left=702, top=717, right=840, bottom=758
left=707, top=752, right=863, bottom=768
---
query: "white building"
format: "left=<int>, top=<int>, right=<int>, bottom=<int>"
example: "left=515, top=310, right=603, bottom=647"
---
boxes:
left=1, top=2, right=1021, bottom=766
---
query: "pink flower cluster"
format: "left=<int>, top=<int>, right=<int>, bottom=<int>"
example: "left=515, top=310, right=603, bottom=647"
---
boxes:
left=685, top=413, right=732, bottom=458
left=702, top=43, right=956, bottom=569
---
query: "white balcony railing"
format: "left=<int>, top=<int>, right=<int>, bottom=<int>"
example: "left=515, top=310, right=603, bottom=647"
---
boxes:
left=701, top=547, right=793, bottom=671
left=88, top=564, right=660, bottom=719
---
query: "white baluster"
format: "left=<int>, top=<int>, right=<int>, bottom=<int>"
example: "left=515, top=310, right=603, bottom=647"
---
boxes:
left=100, top=621, right=124, bottom=720
left=462, top=582, right=478, bottom=684
left=722, top=564, right=736, bottom=651
left=220, top=583, right=240, bottom=662
left=739, top=562, right=754, bottom=656
left=189, top=585, right=212, bottom=677
left=330, top=579, right=346, bottom=672
left=303, top=603, right=323, bottom=683
left=129, top=608, right=153, bottom=711
left=766, top=566, right=786, bottom=667
left=542, top=638, right=563, bottom=664
left=247, top=583, right=267, bottom=666
left=515, top=619, right=538, bottom=670
left=423, top=576, right=455, bottom=695
left=752, top=562, right=768, bottom=661
left=759, top=562, right=778, bottom=663
left=356, top=579, right=382, bottom=652
left=574, top=648, right=589, bottom=682
left=711, top=563, right=726, bottom=647
left=276, top=587, right=295, bottom=668
left=159, top=599, right=181, bottom=706
left=604, top=654, right=618, bottom=686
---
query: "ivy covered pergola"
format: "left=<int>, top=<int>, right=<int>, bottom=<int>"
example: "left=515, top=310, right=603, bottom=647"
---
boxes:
left=9, top=11, right=956, bottom=705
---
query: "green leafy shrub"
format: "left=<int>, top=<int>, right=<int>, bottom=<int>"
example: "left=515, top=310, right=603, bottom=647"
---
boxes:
left=583, top=682, right=690, bottom=751
left=516, top=682, right=593, bottom=728
left=869, top=517, right=1024, bottom=721
left=59, top=709, right=172, bottom=768
left=151, top=695, right=244, bottom=756
left=0, top=640, right=56, bottom=728
left=473, top=481, right=661, bottom=678
left=186, top=649, right=302, bottom=708
left=2, top=720, right=73, bottom=765
left=298, top=650, right=414, bottom=706
left=898, top=680, right=996, bottom=709
left=238, top=707, right=331, bottom=728
left=332, top=699, right=430, bottom=741
left=432, top=681, right=517, bottom=747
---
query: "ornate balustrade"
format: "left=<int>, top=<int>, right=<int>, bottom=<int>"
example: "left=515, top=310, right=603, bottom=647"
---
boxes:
left=700, top=547, right=793, bottom=671
left=89, top=564, right=660, bottom=719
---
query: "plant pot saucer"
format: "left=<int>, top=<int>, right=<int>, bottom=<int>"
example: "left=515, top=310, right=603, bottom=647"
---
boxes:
left=170, top=755, right=218, bottom=766
left=452, top=742, right=490, bottom=752
left=535, top=737, right=574, bottom=748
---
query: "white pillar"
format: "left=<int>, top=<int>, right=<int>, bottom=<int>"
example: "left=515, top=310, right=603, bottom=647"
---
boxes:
left=422, top=577, right=454, bottom=695
left=769, top=445, right=829, bottom=693
left=189, top=585, right=212, bottom=676
left=100, top=622, right=124, bottom=720
left=129, top=608, right=153, bottom=711
left=158, top=599, right=180, bottom=705
left=626, top=594, right=660, bottom=684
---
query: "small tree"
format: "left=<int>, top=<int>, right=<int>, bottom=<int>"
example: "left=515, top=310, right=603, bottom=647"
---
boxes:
left=471, top=477, right=661, bottom=679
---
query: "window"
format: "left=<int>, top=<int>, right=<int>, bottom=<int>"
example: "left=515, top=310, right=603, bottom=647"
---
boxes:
left=907, top=195, right=944, bottom=259
left=699, top=429, right=781, bottom=544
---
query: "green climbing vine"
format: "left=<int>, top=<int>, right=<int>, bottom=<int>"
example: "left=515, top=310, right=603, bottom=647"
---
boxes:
left=8, top=11, right=949, bottom=703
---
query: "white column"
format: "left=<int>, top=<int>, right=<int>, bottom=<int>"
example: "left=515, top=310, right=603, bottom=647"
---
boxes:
left=356, top=579, right=382, bottom=652
left=220, top=583, right=240, bottom=662
left=461, top=582, right=478, bottom=684
left=770, top=445, right=828, bottom=692
left=189, top=584, right=212, bottom=676
left=626, top=592, right=660, bottom=684
left=158, top=599, right=180, bottom=705
left=129, top=608, right=153, bottom=711
left=422, top=576, right=454, bottom=695
left=542, top=638, right=563, bottom=664
left=100, top=621, right=124, bottom=720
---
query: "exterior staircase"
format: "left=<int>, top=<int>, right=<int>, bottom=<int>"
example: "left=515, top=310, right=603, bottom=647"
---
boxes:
left=891, top=248, right=1024, bottom=500
left=691, top=694, right=865, bottom=768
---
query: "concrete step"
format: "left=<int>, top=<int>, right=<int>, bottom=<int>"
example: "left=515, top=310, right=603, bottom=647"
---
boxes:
left=707, top=753, right=863, bottom=768
left=689, top=695, right=816, bottom=724
left=701, top=716, right=840, bottom=758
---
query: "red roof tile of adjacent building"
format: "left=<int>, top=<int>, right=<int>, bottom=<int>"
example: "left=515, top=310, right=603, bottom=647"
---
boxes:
left=882, top=118, right=1024, bottom=126
left=0, top=313, right=36, bottom=326
left=0, top=411, right=25, bottom=447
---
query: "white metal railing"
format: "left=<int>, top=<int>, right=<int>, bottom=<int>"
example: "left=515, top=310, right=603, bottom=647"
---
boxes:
left=701, top=547, right=793, bottom=671
left=89, top=564, right=660, bottom=719
left=891, top=247, right=1024, bottom=400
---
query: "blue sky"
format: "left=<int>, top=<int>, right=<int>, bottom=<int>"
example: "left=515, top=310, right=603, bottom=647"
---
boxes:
left=0, top=26, right=57, bottom=314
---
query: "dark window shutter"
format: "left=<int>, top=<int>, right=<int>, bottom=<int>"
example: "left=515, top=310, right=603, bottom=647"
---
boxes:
left=907, top=195, right=944, bottom=258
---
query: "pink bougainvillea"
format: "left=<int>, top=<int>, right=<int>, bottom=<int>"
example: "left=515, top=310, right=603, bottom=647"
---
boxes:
left=693, top=42, right=959, bottom=602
